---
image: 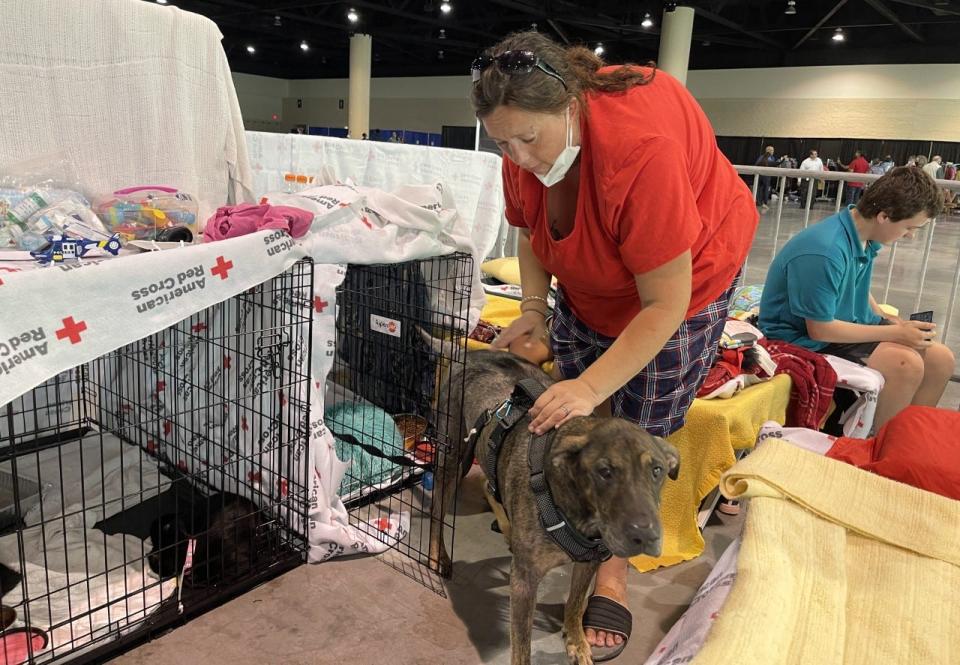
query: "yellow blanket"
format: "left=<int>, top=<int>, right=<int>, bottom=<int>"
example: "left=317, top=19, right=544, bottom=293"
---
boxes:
left=693, top=438, right=960, bottom=665
left=630, top=374, right=792, bottom=572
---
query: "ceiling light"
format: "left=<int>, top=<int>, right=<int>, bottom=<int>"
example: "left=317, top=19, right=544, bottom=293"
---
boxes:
left=785, top=1, right=797, bottom=15
left=300, top=40, right=309, bottom=51
left=832, top=27, right=845, bottom=42
left=439, top=28, right=446, bottom=39
left=641, top=13, right=654, bottom=28
left=246, top=44, right=256, bottom=54
left=347, top=7, right=359, bottom=22
left=274, top=15, right=282, bottom=27
left=437, top=49, right=445, bottom=60
left=440, top=1, right=452, bottom=14
left=156, top=0, right=168, bottom=4
left=594, top=43, right=605, bottom=56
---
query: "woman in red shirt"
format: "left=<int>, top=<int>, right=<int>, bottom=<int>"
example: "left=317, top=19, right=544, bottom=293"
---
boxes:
left=472, top=31, right=757, bottom=659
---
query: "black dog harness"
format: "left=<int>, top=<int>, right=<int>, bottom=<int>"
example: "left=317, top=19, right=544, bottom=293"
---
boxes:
left=466, top=379, right=611, bottom=563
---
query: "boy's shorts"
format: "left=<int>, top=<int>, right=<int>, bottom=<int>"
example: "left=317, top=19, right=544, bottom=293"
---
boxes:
left=819, top=319, right=892, bottom=365
left=550, top=274, right=740, bottom=438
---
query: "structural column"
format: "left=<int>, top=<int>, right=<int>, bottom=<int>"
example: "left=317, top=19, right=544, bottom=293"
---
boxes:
left=348, top=33, right=372, bottom=139
left=657, top=5, right=695, bottom=86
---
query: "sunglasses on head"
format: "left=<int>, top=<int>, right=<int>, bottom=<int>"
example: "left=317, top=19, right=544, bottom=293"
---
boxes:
left=471, top=50, right=568, bottom=90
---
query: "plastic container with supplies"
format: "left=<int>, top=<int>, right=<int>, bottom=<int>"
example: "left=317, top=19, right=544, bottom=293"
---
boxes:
left=95, top=186, right=198, bottom=242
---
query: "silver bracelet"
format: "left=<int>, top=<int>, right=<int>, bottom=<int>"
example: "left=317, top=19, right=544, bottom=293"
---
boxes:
left=521, top=295, right=549, bottom=308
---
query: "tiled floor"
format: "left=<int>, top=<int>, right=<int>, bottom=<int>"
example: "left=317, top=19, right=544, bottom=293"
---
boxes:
left=115, top=468, right=743, bottom=665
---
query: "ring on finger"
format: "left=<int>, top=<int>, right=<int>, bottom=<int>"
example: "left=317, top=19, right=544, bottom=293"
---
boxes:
left=561, top=405, right=571, bottom=416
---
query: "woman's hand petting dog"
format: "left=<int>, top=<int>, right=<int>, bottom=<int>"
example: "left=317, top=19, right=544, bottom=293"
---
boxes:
left=492, top=311, right=548, bottom=352
left=528, top=378, right=602, bottom=435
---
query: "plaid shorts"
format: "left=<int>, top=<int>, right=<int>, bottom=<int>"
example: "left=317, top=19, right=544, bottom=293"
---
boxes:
left=551, top=275, right=741, bottom=437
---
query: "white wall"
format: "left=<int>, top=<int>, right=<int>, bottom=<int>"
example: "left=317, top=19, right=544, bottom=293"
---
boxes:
left=232, top=63, right=960, bottom=141
left=231, top=73, right=475, bottom=134
left=232, top=72, right=288, bottom=132
left=686, top=64, right=960, bottom=141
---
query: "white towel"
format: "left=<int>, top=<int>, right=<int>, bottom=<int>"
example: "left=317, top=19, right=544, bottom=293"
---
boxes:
left=0, top=0, right=253, bottom=220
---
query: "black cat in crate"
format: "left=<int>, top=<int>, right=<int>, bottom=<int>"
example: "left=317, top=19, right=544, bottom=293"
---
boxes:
left=146, top=492, right=265, bottom=584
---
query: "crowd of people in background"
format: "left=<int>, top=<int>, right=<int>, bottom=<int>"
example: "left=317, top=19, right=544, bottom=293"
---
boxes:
left=753, top=146, right=958, bottom=213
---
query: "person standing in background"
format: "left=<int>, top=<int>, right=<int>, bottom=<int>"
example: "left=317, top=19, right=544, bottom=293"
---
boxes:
left=799, top=150, right=824, bottom=207
left=839, top=150, right=870, bottom=205
left=754, top=145, right=778, bottom=213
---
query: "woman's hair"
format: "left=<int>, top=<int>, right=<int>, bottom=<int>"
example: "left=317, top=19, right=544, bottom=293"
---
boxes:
left=857, top=166, right=943, bottom=221
left=470, top=31, right=655, bottom=118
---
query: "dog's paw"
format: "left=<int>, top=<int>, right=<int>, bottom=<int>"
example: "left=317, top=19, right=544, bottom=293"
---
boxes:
left=437, top=549, right=453, bottom=579
left=565, top=638, right=593, bottom=665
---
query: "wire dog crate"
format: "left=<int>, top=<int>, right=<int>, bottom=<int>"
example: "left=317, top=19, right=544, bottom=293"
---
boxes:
left=0, top=259, right=313, bottom=664
left=328, top=253, right=471, bottom=579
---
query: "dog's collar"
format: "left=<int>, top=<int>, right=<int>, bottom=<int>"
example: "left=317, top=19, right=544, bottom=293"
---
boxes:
left=476, top=378, right=612, bottom=564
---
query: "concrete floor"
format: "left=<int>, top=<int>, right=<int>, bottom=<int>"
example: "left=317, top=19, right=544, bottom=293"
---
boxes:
left=114, top=468, right=743, bottom=665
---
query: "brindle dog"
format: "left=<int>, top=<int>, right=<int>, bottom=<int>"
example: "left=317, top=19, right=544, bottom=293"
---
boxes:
left=429, top=350, right=679, bottom=665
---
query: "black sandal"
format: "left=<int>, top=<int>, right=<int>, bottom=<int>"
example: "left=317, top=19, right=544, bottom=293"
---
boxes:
left=582, top=595, right=632, bottom=662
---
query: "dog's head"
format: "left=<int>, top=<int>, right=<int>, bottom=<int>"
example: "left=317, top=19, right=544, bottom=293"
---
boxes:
left=546, top=418, right=679, bottom=559
left=147, top=514, right=189, bottom=580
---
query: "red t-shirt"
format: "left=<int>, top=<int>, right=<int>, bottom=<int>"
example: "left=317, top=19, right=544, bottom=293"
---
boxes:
left=503, top=68, right=758, bottom=337
left=848, top=156, right=870, bottom=189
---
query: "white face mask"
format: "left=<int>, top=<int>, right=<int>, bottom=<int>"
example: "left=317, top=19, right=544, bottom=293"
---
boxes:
left=536, top=107, right=580, bottom=187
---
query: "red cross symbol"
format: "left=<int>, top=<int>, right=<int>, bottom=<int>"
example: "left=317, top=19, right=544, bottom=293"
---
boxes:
left=223, top=354, right=232, bottom=369
left=156, top=380, right=166, bottom=392
left=191, top=322, right=208, bottom=333
left=279, top=390, right=287, bottom=406
left=241, top=415, right=249, bottom=431
left=146, top=440, right=157, bottom=454
left=163, top=420, right=172, bottom=435
left=211, top=256, right=234, bottom=280
left=313, top=297, right=328, bottom=313
left=360, top=215, right=372, bottom=229
left=55, top=316, right=87, bottom=344
left=248, top=470, right=262, bottom=483
left=177, top=460, right=188, bottom=472
left=278, top=478, right=288, bottom=497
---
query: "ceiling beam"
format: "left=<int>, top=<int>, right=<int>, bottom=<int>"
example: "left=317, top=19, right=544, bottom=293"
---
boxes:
left=863, top=0, right=925, bottom=41
left=793, top=0, right=849, bottom=49
left=885, top=0, right=960, bottom=16
left=694, top=7, right=784, bottom=49
left=546, top=19, right=571, bottom=45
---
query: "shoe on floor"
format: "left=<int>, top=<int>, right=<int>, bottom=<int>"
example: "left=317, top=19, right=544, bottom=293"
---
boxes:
left=582, top=594, right=633, bottom=662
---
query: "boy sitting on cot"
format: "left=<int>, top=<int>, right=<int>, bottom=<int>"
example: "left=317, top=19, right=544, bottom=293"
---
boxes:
left=760, top=166, right=955, bottom=430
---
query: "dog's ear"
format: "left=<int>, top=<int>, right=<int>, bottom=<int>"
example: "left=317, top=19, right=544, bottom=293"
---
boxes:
left=652, top=436, right=681, bottom=480
left=550, top=434, right=590, bottom=474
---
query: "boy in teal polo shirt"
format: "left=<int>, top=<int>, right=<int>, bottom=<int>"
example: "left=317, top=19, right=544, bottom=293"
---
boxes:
left=760, top=167, right=954, bottom=430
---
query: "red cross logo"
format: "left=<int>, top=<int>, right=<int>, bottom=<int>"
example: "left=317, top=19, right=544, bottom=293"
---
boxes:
left=360, top=215, right=372, bottom=229
left=191, top=322, right=208, bottom=333
left=55, top=316, right=87, bottom=344
left=223, top=354, right=232, bottom=369
left=278, top=478, right=288, bottom=497
left=156, top=380, right=166, bottom=392
left=146, top=440, right=157, bottom=454
left=313, top=297, right=328, bottom=313
left=177, top=460, right=188, bottom=472
left=211, top=256, right=234, bottom=280
left=241, top=416, right=249, bottom=431
left=248, top=470, right=262, bottom=483
left=163, top=420, right=172, bottom=435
